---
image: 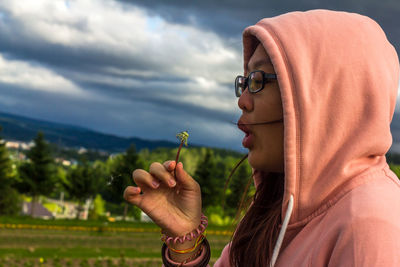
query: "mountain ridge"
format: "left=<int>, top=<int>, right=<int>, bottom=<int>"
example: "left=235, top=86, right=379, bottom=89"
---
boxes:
left=0, top=111, right=179, bottom=152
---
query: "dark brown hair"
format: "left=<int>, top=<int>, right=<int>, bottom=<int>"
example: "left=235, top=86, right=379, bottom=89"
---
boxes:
left=229, top=171, right=284, bottom=267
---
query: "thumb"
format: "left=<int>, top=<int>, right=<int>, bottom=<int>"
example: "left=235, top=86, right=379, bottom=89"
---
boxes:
left=175, top=162, right=198, bottom=190
left=123, top=186, right=143, bottom=208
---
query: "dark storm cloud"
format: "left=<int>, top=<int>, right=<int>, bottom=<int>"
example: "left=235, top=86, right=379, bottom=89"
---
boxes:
left=67, top=77, right=236, bottom=124
left=0, top=82, right=242, bottom=150
left=0, top=0, right=399, bottom=151
left=120, top=0, right=400, bottom=51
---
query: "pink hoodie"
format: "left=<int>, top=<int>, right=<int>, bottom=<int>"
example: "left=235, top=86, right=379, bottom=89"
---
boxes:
left=165, top=9, right=400, bottom=266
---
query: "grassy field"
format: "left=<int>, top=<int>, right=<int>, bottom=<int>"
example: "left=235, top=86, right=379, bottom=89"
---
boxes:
left=0, top=216, right=233, bottom=267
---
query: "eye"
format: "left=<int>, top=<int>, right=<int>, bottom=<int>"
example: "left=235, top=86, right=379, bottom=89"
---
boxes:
left=250, top=79, right=262, bottom=87
left=249, top=71, right=264, bottom=90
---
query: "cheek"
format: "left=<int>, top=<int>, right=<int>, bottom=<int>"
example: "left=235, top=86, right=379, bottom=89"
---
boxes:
left=260, top=130, right=281, bottom=159
left=248, top=124, right=284, bottom=171
left=255, top=85, right=283, bottom=119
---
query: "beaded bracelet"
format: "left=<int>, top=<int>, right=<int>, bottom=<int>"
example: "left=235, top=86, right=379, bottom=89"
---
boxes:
left=161, top=214, right=208, bottom=245
left=179, top=245, right=203, bottom=266
left=168, top=234, right=205, bottom=254
left=161, top=237, right=211, bottom=267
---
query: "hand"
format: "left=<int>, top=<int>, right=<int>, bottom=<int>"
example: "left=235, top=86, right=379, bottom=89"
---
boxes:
left=123, top=161, right=202, bottom=237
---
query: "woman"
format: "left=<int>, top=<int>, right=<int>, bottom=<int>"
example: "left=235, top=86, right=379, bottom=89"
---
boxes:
left=124, top=9, right=400, bottom=266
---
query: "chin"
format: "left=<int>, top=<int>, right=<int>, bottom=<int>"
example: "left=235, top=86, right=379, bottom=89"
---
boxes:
left=247, top=150, right=263, bottom=170
left=248, top=150, right=284, bottom=173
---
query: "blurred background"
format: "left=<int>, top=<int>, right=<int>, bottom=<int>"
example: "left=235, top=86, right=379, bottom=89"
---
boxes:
left=0, top=0, right=400, bottom=266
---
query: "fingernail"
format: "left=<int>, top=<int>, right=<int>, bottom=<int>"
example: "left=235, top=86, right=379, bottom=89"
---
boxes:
left=152, top=180, right=160, bottom=188
left=169, top=179, right=176, bottom=187
left=133, top=187, right=141, bottom=194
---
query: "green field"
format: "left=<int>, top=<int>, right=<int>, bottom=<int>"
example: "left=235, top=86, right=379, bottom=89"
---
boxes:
left=0, top=217, right=232, bottom=267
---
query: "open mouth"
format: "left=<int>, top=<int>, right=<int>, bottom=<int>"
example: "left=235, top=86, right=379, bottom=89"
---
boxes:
left=237, top=120, right=253, bottom=148
left=237, top=121, right=251, bottom=135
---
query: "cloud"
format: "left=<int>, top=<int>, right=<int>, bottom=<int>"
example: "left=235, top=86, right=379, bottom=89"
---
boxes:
left=2, top=0, right=398, bottom=152
left=0, top=0, right=242, bottom=80
left=0, top=0, right=245, bottom=150
left=117, top=0, right=400, bottom=52
left=0, top=53, right=88, bottom=97
left=0, top=0, right=242, bottom=109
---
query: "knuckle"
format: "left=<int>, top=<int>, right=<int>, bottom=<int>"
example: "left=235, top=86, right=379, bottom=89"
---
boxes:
left=149, top=162, right=161, bottom=171
left=149, top=162, right=163, bottom=173
left=123, top=188, right=133, bottom=201
left=163, top=160, right=172, bottom=168
left=123, top=186, right=132, bottom=196
left=194, top=181, right=201, bottom=191
left=132, top=169, right=148, bottom=184
left=132, top=169, right=143, bottom=177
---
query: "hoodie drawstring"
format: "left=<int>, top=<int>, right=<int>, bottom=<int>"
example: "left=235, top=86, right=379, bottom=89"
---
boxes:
left=270, top=194, right=294, bottom=267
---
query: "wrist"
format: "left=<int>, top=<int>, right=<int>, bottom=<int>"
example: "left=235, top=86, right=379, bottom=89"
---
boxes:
left=168, top=237, right=197, bottom=251
left=161, top=214, right=208, bottom=245
left=161, top=214, right=208, bottom=264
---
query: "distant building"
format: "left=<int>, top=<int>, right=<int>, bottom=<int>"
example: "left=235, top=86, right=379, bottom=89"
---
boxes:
left=45, top=197, right=90, bottom=220
left=78, top=147, right=87, bottom=154
left=54, top=157, right=72, bottom=166
left=21, top=202, right=54, bottom=219
left=5, top=140, right=33, bottom=150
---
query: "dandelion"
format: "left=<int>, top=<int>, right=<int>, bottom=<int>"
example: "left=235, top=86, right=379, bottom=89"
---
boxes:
left=176, top=131, right=189, bottom=147
left=175, top=131, right=189, bottom=176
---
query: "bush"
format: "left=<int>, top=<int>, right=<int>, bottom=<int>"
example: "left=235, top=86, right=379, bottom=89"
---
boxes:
left=205, top=206, right=233, bottom=226
left=0, top=187, right=22, bottom=215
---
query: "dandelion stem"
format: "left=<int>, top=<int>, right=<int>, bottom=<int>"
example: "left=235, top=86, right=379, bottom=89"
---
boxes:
left=174, top=131, right=189, bottom=177
left=174, top=141, right=184, bottom=177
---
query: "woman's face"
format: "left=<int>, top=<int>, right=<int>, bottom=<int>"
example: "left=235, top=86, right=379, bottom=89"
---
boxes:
left=238, top=44, right=284, bottom=173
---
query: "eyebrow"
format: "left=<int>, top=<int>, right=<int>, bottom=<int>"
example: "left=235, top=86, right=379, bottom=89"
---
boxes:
left=247, top=59, right=273, bottom=71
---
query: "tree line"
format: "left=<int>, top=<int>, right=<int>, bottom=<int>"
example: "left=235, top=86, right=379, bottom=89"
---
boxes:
left=0, top=128, right=252, bottom=221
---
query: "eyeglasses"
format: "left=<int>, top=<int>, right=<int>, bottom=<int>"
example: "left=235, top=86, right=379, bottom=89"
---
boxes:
left=235, top=70, right=277, bottom=97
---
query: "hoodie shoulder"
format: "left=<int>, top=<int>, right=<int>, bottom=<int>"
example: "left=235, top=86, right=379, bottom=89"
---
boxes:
left=315, top=166, right=400, bottom=266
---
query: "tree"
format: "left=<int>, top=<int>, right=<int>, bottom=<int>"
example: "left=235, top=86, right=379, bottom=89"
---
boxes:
left=194, top=149, right=222, bottom=209
left=0, top=126, right=21, bottom=215
left=108, top=144, right=144, bottom=220
left=63, top=157, right=102, bottom=219
left=17, top=132, right=56, bottom=217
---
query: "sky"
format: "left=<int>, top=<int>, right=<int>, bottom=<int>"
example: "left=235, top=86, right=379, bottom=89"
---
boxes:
left=0, top=0, right=399, bottom=152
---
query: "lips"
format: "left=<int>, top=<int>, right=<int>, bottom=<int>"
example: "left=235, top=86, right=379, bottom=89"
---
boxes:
left=237, top=119, right=254, bottom=148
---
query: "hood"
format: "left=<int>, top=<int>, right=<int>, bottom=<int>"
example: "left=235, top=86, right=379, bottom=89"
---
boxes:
left=243, top=9, right=399, bottom=226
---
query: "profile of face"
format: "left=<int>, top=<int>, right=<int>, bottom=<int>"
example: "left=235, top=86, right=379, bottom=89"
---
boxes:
left=238, top=44, right=284, bottom=173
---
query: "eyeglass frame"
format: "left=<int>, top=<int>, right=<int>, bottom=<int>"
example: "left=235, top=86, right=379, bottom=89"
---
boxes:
left=235, top=70, right=277, bottom=97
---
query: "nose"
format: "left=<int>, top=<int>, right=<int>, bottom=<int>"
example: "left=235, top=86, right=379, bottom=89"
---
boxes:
left=238, top=87, right=254, bottom=112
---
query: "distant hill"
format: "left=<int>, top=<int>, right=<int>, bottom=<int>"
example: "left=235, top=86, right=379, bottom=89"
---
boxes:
left=0, top=112, right=178, bottom=152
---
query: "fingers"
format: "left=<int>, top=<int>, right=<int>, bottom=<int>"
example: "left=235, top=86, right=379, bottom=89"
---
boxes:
left=163, top=160, right=175, bottom=172
left=123, top=186, right=142, bottom=207
left=132, top=169, right=161, bottom=189
left=131, top=161, right=199, bottom=191
left=132, top=162, right=177, bottom=189
left=149, top=162, right=176, bottom=187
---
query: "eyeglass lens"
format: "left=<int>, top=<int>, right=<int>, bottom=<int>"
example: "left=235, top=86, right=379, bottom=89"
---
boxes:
left=249, top=71, right=263, bottom=92
left=235, top=76, right=245, bottom=97
left=235, top=71, right=264, bottom=97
